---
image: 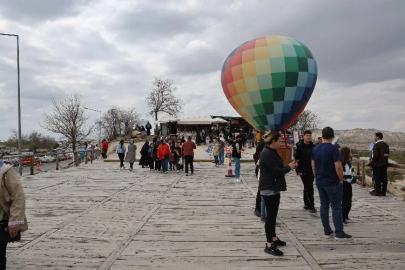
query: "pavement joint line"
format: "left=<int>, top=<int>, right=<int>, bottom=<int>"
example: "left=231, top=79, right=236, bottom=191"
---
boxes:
left=354, top=198, right=405, bottom=221
left=241, top=177, right=323, bottom=270
left=10, top=172, right=152, bottom=257
left=97, top=175, right=182, bottom=270
left=25, top=162, right=108, bottom=193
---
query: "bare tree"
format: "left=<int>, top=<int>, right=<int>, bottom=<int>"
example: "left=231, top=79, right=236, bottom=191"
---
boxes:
left=7, top=129, right=56, bottom=151
left=145, top=77, right=183, bottom=121
left=101, top=106, right=140, bottom=140
left=42, top=93, right=93, bottom=151
left=289, top=110, right=323, bottom=132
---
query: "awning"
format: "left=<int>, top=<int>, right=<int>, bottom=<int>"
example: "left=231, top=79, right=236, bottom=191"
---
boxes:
left=177, top=116, right=215, bottom=125
left=156, top=115, right=179, bottom=124
left=211, top=118, right=228, bottom=124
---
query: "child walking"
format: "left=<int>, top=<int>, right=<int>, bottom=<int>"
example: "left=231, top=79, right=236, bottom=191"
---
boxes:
left=340, top=146, right=356, bottom=224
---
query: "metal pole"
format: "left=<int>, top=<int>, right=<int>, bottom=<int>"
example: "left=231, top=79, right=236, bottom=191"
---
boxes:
left=0, top=33, right=22, bottom=175
left=99, top=118, right=102, bottom=146
left=17, top=35, right=22, bottom=176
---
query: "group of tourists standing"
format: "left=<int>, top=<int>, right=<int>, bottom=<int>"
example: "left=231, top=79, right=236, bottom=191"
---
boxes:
left=254, top=127, right=380, bottom=256
left=116, top=136, right=197, bottom=176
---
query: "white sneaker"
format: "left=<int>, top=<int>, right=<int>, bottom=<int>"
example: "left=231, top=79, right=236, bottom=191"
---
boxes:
left=177, top=170, right=179, bottom=173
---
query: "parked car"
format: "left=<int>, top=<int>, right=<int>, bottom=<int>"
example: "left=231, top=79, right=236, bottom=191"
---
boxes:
left=21, top=157, right=41, bottom=166
left=39, top=155, right=55, bottom=163
left=56, top=153, right=68, bottom=161
left=3, top=157, right=19, bottom=167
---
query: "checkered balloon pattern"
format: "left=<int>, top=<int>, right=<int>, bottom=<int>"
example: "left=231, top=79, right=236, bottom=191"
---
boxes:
left=221, top=36, right=317, bottom=131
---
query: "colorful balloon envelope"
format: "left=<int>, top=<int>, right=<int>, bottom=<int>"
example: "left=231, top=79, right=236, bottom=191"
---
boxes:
left=221, top=36, right=317, bottom=131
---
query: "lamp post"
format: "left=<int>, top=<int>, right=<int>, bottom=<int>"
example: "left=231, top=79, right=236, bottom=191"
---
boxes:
left=84, top=107, right=102, bottom=145
left=1, top=33, right=22, bottom=176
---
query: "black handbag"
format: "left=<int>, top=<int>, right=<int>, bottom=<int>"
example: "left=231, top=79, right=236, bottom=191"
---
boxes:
left=0, top=222, right=21, bottom=244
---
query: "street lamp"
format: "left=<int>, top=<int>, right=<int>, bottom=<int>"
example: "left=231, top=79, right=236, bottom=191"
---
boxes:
left=83, top=107, right=102, bottom=145
left=1, top=33, right=22, bottom=176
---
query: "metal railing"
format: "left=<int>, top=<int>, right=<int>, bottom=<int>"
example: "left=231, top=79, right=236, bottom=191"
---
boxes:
left=3, top=149, right=101, bottom=175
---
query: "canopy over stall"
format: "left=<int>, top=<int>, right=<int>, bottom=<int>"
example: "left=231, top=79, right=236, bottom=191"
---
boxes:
left=156, top=116, right=179, bottom=135
left=177, top=116, right=227, bottom=125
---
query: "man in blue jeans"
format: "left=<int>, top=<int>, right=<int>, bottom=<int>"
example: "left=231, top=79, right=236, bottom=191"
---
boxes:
left=232, top=135, right=244, bottom=182
left=311, top=127, right=353, bottom=240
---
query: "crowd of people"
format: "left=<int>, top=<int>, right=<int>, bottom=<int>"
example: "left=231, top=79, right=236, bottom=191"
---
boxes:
left=0, top=126, right=391, bottom=267
left=114, top=135, right=200, bottom=176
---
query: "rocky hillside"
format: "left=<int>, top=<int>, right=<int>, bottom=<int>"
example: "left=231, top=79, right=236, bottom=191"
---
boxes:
left=312, top=128, right=405, bottom=152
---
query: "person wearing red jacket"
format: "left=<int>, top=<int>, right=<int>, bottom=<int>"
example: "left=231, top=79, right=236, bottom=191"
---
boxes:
left=181, top=136, right=197, bottom=176
left=157, top=139, right=171, bottom=173
left=101, top=139, right=109, bottom=159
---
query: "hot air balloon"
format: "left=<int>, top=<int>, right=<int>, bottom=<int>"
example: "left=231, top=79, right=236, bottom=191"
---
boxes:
left=221, top=36, right=317, bottom=131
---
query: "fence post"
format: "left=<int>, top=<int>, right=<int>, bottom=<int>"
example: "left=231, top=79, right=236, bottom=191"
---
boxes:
left=362, top=161, right=366, bottom=187
left=30, top=155, right=34, bottom=175
left=55, top=153, right=59, bottom=170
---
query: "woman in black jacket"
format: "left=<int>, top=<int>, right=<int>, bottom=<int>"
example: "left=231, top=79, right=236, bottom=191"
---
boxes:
left=259, top=131, right=296, bottom=256
left=139, top=141, right=150, bottom=168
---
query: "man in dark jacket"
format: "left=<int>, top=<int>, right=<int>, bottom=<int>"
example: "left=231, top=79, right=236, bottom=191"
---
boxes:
left=368, top=132, right=390, bottom=196
left=295, top=130, right=316, bottom=213
left=145, top=122, right=152, bottom=135
left=232, top=135, right=243, bottom=182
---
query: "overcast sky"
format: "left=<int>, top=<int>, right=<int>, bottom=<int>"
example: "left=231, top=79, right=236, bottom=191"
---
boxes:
left=1, top=0, right=404, bottom=140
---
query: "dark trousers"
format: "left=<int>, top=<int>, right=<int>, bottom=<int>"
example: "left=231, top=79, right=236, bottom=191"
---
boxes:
left=149, top=157, right=154, bottom=169
left=342, top=182, right=352, bottom=221
left=118, top=153, right=125, bottom=167
left=129, top=162, right=134, bottom=169
left=255, top=188, right=261, bottom=211
left=0, top=242, right=7, bottom=270
left=174, top=157, right=180, bottom=170
left=300, top=172, right=315, bottom=208
left=155, top=159, right=161, bottom=171
left=184, top=155, right=194, bottom=174
left=373, top=166, right=388, bottom=195
left=263, top=193, right=280, bottom=243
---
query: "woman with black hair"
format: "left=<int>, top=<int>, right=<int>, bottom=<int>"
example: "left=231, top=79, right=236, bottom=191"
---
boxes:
left=116, top=139, right=126, bottom=170
left=259, top=131, right=296, bottom=256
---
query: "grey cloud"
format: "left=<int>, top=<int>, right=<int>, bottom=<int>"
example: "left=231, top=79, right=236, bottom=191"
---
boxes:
left=166, top=47, right=225, bottom=75
left=0, top=0, right=94, bottom=23
left=109, top=1, right=225, bottom=43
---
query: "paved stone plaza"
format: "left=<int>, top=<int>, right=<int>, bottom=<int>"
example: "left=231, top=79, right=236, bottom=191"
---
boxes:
left=6, top=161, right=405, bottom=269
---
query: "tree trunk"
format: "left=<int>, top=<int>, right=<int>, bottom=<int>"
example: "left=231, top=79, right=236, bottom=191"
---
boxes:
left=155, top=111, right=158, bottom=121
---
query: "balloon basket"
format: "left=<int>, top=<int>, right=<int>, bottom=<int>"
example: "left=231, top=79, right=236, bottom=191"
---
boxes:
left=277, top=147, right=292, bottom=165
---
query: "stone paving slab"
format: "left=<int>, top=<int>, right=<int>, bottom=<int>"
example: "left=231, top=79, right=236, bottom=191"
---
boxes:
left=6, top=160, right=405, bottom=269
